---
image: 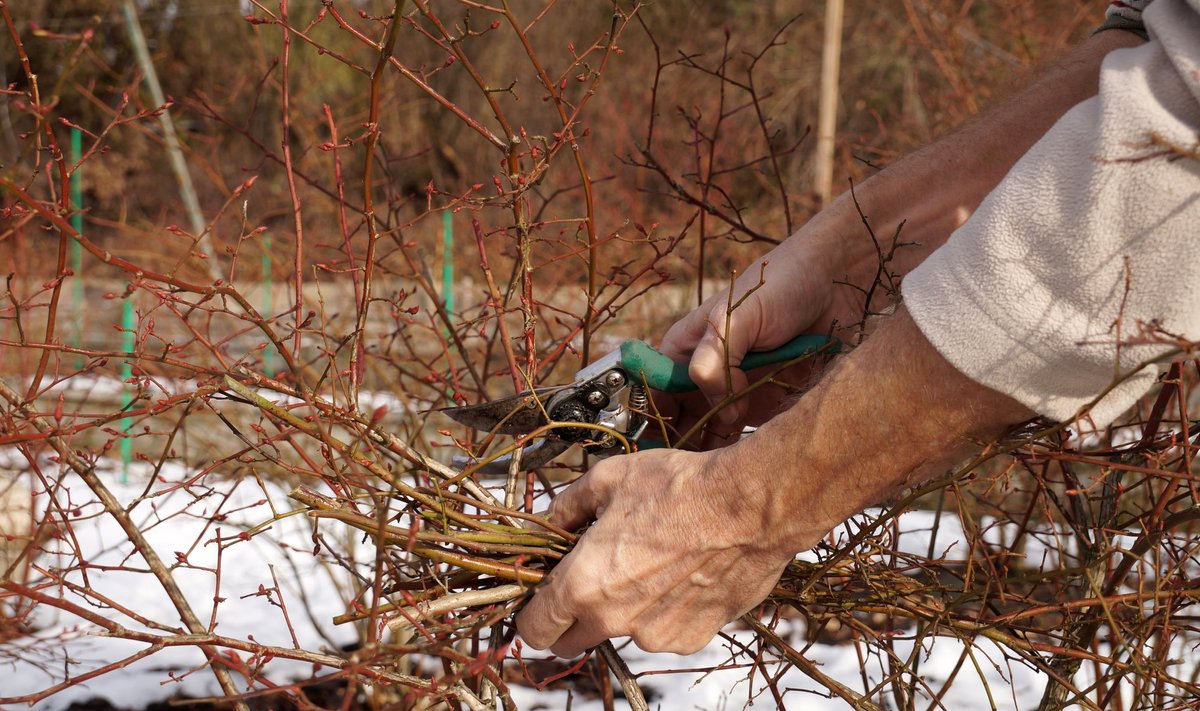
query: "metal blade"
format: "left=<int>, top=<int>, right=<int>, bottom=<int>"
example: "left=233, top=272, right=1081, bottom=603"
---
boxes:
left=451, top=438, right=572, bottom=475
left=440, top=387, right=563, bottom=436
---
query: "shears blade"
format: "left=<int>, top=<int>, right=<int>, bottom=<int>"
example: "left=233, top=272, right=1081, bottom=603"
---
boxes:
left=440, top=386, right=562, bottom=436
left=453, top=438, right=573, bottom=475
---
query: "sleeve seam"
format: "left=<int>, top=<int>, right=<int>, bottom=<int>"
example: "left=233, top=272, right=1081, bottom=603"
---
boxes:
left=1093, top=15, right=1150, bottom=41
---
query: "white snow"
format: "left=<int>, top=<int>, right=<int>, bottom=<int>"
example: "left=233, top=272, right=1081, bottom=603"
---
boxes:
left=2, top=456, right=1197, bottom=710
left=2, top=457, right=359, bottom=708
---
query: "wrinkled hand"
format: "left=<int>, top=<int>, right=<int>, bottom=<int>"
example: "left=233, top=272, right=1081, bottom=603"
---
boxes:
left=658, top=232, right=865, bottom=433
left=514, top=448, right=798, bottom=658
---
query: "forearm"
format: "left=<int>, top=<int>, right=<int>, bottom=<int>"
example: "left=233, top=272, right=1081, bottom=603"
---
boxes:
left=721, top=306, right=1033, bottom=549
left=658, top=28, right=1142, bottom=436
left=795, top=30, right=1145, bottom=282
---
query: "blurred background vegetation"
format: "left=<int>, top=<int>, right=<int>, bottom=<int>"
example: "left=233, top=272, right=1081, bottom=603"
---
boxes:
left=1, top=0, right=1102, bottom=284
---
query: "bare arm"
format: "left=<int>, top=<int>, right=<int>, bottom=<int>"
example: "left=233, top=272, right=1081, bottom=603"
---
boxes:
left=664, top=29, right=1146, bottom=423
left=831, top=28, right=1145, bottom=277
left=515, top=307, right=1032, bottom=656
left=514, top=27, right=1144, bottom=659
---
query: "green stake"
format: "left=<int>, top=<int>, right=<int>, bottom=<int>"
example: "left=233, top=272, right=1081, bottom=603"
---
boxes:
left=70, top=129, right=83, bottom=368
left=119, top=297, right=134, bottom=483
left=442, top=210, right=454, bottom=322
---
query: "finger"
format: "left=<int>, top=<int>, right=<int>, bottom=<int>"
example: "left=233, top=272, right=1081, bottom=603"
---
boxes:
left=629, top=598, right=725, bottom=655
left=515, top=577, right=576, bottom=651
left=669, top=617, right=725, bottom=656
left=624, top=568, right=723, bottom=655
left=546, top=459, right=624, bottom=531
left=658, top=300, right=718, bottom=362
left=548, top=618, right=612, bottom=659
left=689, top=327, right=752, bottom=425
left=549, top=559, right=662, bottom=657
left=632, top=614, right=722, bottom=655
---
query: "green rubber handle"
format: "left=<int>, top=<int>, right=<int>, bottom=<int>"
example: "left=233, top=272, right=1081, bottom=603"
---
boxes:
left=618, top=334, right=835, bottom=393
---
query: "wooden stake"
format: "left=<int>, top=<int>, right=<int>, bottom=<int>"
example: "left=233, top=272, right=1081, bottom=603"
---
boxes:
left=814, top=0, right=845, bottom=206
left=120, top=0, right=222, bottom=283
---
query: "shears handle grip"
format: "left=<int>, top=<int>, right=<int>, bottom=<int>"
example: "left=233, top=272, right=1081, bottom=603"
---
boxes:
left=618, top=334, right=836, bottom=393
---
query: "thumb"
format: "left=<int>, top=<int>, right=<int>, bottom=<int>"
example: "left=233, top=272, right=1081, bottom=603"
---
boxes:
left=689, top=323, right=752, bottom=425
left=658, top=304, right=713, bottom=363
left=546, top=459, right=625, bottom=531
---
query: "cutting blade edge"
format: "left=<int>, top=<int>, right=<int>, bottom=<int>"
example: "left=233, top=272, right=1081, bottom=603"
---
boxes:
left=440, top=386, right=563, bottom=436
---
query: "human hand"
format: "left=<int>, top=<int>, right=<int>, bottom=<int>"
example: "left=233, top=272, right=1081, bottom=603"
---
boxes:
left=658, top=227, right=866, bottom=431
left=513, top=447, right=802, bottom=657
left=515, top=305, right=1035, bottom=659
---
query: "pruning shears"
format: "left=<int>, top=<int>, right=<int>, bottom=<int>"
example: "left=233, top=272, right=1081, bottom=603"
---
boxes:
left=442, top=334, right=834, bottom=473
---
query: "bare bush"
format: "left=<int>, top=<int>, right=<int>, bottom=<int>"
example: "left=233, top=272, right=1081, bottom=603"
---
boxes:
left=1, top=2, right=1197, bottom=710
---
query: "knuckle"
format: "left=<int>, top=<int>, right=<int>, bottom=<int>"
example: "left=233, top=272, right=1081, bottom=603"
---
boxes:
left=675, top=628, right=717, bottom=655
left=660, top=318, right=698, bottom=357
left=587, top=458, right=626, bottom=491
left=632, top=613, right=719, bottom=655
left=702, top=305, right=730, bottom=335
left=515, top=620, right=550, bottom=649
left=632, top=631, right=673, bottom=654
left=544, top=492, right=573, bottom=522
left=537, top=587, right=573, bottom=622
left=688, top=352, right=723, bottom=390
left=547, top=478, right=600, bottom=526
left=571, top=583, right=602, bottom=609
left=671, top=640, right=707, bottom=655
left=571, top=577, right=619, bottom=613
left=588, top=614, right=627, bottom=640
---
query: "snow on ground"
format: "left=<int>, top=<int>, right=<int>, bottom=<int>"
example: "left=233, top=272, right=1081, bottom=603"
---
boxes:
left=1, top=456, right=1195, bottom=710
left=506, top=632, right=1050, bottom=711
left=1, top=456, right=360, bottom=708
left=45, top=374, right=420, bottom=418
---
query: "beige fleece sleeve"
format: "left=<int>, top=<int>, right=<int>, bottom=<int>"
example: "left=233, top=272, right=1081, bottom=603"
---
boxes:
left=904, top=0, right=1200, bottom=427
